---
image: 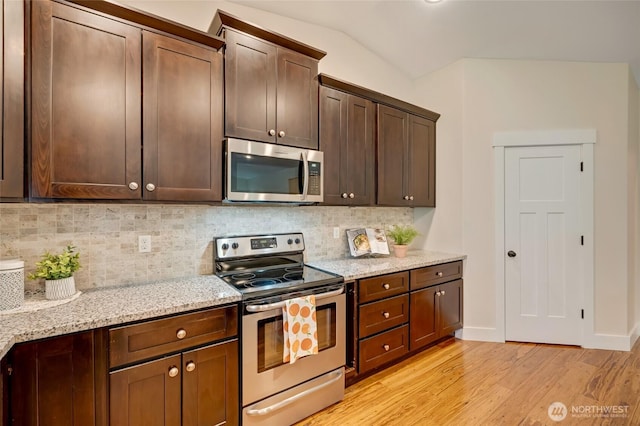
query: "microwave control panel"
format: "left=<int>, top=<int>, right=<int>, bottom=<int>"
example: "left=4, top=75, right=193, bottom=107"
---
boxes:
left=308, top=161, right=321, bottom=195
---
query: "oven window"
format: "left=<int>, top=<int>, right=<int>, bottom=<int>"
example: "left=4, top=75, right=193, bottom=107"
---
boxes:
left=257, top=303, right=337, bottom=373
left=231, top=153, right=303, bottom=194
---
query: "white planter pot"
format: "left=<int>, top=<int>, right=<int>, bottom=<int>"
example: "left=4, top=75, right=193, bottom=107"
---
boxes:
left=45, top=276, right=76, bottom=300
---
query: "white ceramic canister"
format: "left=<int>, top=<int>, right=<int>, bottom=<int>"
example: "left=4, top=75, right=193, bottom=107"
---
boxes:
left=0, top=259, right=25, bottom=310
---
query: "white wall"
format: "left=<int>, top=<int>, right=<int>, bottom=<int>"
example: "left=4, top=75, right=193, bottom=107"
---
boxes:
left=631, top=80, right=640, bottom=335
left=413, top=61, right=464, bottom=254
left=120, top=0, right=415, bottom=102
left=416, top=59, right=633, bottom=344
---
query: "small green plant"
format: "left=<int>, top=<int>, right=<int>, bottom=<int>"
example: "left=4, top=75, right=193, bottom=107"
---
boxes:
left=28, top=245, right=81, bottom=280
left=386, top=225, right=419, bottom=246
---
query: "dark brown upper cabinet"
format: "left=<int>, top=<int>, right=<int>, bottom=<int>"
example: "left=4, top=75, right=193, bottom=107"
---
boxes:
left=212, top=10, right=325, bottom=149
left=319, top=85, right=375, bottom=205
left=377, top=105, right=436, bottom=207
left=142, top=31, right=223, bottom=202
left=0, top=0, right=25, bottom=200
left=30, top=0, right=225, bottom=201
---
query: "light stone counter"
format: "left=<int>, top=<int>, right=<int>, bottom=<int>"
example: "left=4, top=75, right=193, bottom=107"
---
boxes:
left=0, top=275, right=241, bottom=359
left=308, top=250, right=466, bottom=282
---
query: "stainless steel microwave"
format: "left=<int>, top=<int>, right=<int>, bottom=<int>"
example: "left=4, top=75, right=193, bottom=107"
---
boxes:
left=224, top=138, right=324, bottom=204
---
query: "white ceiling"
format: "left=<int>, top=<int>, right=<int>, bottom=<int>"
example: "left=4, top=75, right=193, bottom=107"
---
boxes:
left=230, top=0, right=640, bottom=83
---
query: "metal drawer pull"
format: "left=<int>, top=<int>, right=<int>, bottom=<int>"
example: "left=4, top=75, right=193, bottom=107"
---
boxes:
left=349, top=193, right=355, bottom=198
left=278, top=131, right=285, bottom=137
left=168, top=366, right=179, bottom=378
left=185, top=361, right=196, bottom=372
left=128, top=182, right=138, bottom=190
left=409, top=196, right=414, bottom=201
left=437, top=272, right=443, bottom=277
left=382, top=312, right=390, bottom=319
left=342, top=193, right=348, bottom=198
left=246, top=287, right=344, bottom=312
left=436, top=291, right=441, bottom=296
left=269, top=129, right=276, bottom=136
left=441, top=290, right=446, bottom=296
left=246, top=369, right=343, bottom=416
left=383, top=344, right=390, bottom=352
left=145, top=183, right=156, bottom=192
left=382, top=283, right=390, bottom=290
left=176, top=329, right=187, bottom=339
left=403, top=195, right=409, bottom=200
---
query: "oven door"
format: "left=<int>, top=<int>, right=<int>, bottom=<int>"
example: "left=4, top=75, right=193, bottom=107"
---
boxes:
left=225, top=138, right=323, bottom=203
left=242, top=287, right=345, bottom=408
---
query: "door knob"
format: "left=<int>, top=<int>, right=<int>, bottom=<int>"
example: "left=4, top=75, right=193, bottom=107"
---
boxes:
left=507, top=250, right=517, bottom=258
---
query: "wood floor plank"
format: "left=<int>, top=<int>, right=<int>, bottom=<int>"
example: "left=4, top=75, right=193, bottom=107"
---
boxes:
left=296, top=338, right=640, bottom=426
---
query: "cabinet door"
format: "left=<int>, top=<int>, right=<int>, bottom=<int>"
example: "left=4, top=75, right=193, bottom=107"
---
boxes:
left=142, top=31, right=223, bottom=201
left=31, top=1, right=142, bottom=199
left=224, top=30, right=277, bottom=143
left=110, top=355, right=182, bottom=426
left=377, top=104, right=408, bottom=206
left=408, top=114, right=436, bottom=207
left=319, top=86, right=348, bottom=205
left=276, top=48, right=318, bottom=149
left=1, top=354, right=8, bottom=426
left=10, top=331, right=103, bottom=426
left=0, top=0, right=24, bottom=199
left=409, top=286, right=439, bottom=351
left=346, top=95, right=375, bottom=205
left=182, top=340, right=239, bottom=426
left=439, top=279, right=463, bottom=336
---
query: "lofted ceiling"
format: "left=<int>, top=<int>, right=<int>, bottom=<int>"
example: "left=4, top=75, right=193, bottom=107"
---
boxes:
left=230, top=0, right=640, bottom=84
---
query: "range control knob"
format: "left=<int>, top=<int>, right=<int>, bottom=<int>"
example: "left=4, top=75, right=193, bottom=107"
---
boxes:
left=295, top=238, right=301, bottom=244
left=231, top=242, right=239, bottom=250
left=287, top=239, right=293, bottom=245
left=221, top=243, right=229, bottom=250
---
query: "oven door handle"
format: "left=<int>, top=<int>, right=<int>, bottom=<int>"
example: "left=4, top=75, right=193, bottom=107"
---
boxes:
left=245, top=368, right=344, bottom=417
left=245, top=287, right=344, bottom=312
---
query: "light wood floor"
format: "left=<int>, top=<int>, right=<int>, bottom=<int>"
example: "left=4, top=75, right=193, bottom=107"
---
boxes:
left=295, top=338, right=640, bottom=426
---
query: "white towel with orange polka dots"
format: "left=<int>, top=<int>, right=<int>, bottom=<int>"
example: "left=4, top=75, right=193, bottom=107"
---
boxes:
left=282, top=295, right=318, bottom=364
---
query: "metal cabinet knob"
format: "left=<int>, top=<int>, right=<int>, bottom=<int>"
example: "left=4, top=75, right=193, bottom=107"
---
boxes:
left=409, top=195, right=414, bottom=201
left=382, top=283, right=390, bottom=290
left=185, top=361, right=196, bottom=372
left=403, top=195, right=410, bottom=200
left=128, top=182, right=139, bottom=190
left=349, top=193, right=355, bottom=199
left=507, top=250, right=517, bottom=258
left=269, top=129, right=276, bottom=136
left=441, top=290, right=446, bottom=296
left=437, top=272, right=443, bottom=277
left=146, top=183, right=156, bottom=192
left=436, top=291, right=441, bottom=296
left=176, top=329, right=187, bottom=339
left=382, top=312, right=390, bottom=319
left=341, top=193, right=348, bottom=199
left=383, top=344, right=390, bottom=352
left=168, top=366, right=179, bottom=378
left=278, top=131, right=285, bottom=137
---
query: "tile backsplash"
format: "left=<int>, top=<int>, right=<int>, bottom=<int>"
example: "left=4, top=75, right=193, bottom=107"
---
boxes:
left=0, top=204, right=412, bottom=291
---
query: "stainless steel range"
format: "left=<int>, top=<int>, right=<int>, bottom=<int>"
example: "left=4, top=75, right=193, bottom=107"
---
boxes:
left=214, top=233, right=345, bottom=426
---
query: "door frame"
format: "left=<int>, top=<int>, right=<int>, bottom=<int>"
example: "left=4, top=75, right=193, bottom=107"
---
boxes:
left=493, top=129, right=595, bottom=347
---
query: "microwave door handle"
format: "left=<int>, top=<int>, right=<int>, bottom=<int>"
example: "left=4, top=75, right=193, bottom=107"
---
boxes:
left=301, top=152, right=309, bottom=201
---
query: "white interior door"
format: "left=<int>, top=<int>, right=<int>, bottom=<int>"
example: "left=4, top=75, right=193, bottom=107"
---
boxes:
left=505, top=145, right=582, bottom=345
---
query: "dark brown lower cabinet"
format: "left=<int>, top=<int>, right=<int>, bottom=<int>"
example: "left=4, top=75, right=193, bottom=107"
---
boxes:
left=110, top=339, right=239, bottom=426
left=8, top=330, right=108, bottom=426
left=410, top=279, right=463, bottom=351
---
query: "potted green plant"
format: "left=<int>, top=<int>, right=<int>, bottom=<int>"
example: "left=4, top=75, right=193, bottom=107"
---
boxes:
left=386, top=225, right=419, bottom=258
left=28, top=245, right=80, bottom=300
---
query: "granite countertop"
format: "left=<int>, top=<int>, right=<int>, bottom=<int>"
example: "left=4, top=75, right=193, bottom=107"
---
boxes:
left=308, top=250, right=466, bottom=281
left=0, top=250, right=465, bottom=360
left=0, top=275, right=241, bottom=359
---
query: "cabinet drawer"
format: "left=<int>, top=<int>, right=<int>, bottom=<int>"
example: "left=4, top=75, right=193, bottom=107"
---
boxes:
left=359, top=294, right=409, bottom=338
left=410, top=261, right=462, bottom=291
left=359, top=271, right=409, bottom=303
left=109, top=305, right=237, bottom=368
left=358, top=325, right=408, bottom=374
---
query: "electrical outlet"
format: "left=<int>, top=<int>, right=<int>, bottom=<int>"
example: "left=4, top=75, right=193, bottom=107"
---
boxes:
left=138, top=235, right=151, bottom=253
left=333, top=227, right=340, bottom=239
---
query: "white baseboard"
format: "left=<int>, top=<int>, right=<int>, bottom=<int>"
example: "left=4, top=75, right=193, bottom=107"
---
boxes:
left=456, top=326, right=504, bottom=343
left=582, top=330, right=637, bottom=351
